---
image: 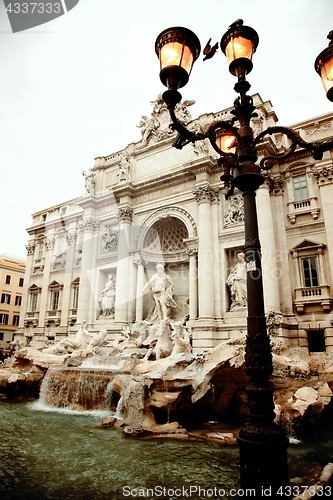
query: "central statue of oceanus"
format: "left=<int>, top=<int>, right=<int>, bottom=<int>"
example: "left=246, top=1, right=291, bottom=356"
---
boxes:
left=142, top=264, right=177, bottom=323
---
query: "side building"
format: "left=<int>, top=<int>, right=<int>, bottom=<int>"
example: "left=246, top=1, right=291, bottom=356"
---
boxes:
left=16, top=93, right=333, bottom=354
left=0, top=255, right=25, bottom=353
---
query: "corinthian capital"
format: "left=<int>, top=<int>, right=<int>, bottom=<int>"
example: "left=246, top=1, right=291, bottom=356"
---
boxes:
left=314, top=165, right=333, bottom=186
left=117, top=207, right=133, bottom=224
left=80, top=218, right=101, bottom=233
left=193, top=185, right=218, bottom=204
left=66, top=231, right=77, bottom=246
left=26, top=243, right=35, bottom=256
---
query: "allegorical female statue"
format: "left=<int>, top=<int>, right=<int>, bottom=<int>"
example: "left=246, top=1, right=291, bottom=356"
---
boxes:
left=226, top=252, right=247, bottom=310
left=99, top=274, right=116, bottom=317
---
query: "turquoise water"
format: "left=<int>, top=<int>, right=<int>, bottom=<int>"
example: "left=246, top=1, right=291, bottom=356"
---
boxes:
left=1, top=400, right=333, bottom=500
left=0, top=401, right=240, bottom=500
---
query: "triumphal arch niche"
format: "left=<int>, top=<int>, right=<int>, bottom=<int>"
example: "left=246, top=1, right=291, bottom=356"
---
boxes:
left=136, top=209, right=198, bottom=325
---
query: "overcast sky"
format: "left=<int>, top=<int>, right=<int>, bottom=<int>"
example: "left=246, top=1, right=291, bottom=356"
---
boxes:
left=0, top=0, right=333, bottom=260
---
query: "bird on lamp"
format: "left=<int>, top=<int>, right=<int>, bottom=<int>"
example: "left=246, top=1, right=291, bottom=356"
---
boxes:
left=203, top=38, right=219, bottom=61
left=228, top=19, right=243, bottom=29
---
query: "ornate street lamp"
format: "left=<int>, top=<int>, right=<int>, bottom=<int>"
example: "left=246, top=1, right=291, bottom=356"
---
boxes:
left=315, top=31, right=333, bottom=102
left=155, top=27, right=201, bottom=90
left=155, top=20, right=333, bottom=495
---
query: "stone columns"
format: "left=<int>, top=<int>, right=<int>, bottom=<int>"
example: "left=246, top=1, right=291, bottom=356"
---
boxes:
left=315, top=161, right=333, bottom=285
left=187, top=248, right=198, bottom=320
left=268, top=176, right=293, bottom=315
left=134, top=256, right=147, bottom=322
left=18, top=242, right=35, bottom=331
left=60, top=231, right=77, bottom=329
left=212, top=195, right=222, bottom=318
left=285, top=172, right=294, bottom=203
left=37, top=238, right=53, bottom=331
left=115, top=207, right=133, bottom=324
left=77, top=218, right=100, bottom=326
left=193, top=185, right=216, bottom=319
left=256, top=182, right=280, bottom=312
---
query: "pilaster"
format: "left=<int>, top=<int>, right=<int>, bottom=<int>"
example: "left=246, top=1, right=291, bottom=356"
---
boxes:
left=134, top=255, right=147, bottom=322
left=77, top=217, right=100, bottom=326
left=257, top=182, right=280, bottom=312
left=315, top=159, right=333, bottom=284
left=186, top=248, right=198, bottom=320
left=18, top=242, right=35, bottom=332
left=193, top=184, right=217, bottom=320
left=37, top=238, right=53, bottom=332
left=59, top=231, right=77, bottom=329
left=115, top=207, right=133, bottom=324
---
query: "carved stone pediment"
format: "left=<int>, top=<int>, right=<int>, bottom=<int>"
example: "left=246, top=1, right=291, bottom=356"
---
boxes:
left=136, top=94, right=195, bottom=147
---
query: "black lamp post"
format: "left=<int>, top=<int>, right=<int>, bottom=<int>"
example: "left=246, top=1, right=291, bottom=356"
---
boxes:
left=155, top=20, right=333, bottom=496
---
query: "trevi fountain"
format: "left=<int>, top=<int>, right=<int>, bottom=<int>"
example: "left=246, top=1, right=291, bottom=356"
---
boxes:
left=1, top=263, right=333, bottom=499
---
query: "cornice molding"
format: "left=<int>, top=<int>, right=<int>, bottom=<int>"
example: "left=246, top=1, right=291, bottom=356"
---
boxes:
left=285, top=220, right=325, bottom=235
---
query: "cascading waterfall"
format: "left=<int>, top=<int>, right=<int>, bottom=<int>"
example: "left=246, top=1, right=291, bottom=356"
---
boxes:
left=114, top=395, right=124, bottom=419
left=163, top=378, right=171, bottom=424
left=38, top=366, right=118, bottom=411
left=209, top=383, right=216, bottom=423
left=280, top=411, right=302, bottom=444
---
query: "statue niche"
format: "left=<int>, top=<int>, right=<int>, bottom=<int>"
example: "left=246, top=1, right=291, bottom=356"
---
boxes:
left=98, top=274, right=116, bottom=318
left=141, top=216, right=190, bottom=323
left=226, top=252, right=247, bottom=310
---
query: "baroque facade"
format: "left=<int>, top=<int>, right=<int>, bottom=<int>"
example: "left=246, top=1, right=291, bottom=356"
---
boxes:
left=16, top=94, right=333, bottom=353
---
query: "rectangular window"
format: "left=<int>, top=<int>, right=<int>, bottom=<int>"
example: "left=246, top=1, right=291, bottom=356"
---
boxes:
left=1, top=293, right=11, bottom=305
left=13, top=315, right=20, bottom=326
left=5, top=275, right=11, bottom=285
left=307, top=330, right=326, bottom=353
left=57, top=237, right=65, bottom=255
left=19, top=277, right=24, bottom=287
left=0, top=333, right=3, bottom=341
left=73, top=288, right=79, bottom=310
left=15, top=295, right=22, bottom=306
left=293, top=174, right=309, bottom=201
left=302, top=257, right=319, bottom=287
left=51, top=291, right=60, bottom=311
left=37, top=242, right=43, bottom=259
left=30, top=294, right=38, bottom=312
left=0, top=314, right=9, bottom=325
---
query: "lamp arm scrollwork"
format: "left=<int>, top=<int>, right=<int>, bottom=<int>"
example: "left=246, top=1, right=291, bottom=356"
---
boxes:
left=168, top=107, right=205, bottom=149
left=204, top=120, right=241, bottom=160
left=253, top=125, right=333, bottom=170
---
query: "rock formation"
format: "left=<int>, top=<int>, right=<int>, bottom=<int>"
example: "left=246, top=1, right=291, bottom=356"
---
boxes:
left=2, top=318, right=333, bottom=439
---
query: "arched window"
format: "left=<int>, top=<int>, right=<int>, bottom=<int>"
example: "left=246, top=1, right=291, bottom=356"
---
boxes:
left=143, top=217, right=188, bottom=252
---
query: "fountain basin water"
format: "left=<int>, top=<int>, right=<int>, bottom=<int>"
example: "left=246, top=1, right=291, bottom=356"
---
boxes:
left=2, top=400, right=333, bottom=500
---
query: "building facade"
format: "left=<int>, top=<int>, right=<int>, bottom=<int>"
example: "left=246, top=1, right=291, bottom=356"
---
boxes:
left=0, top=255, right=25, bottom=352
left=16, top=94, right=333, bottom=353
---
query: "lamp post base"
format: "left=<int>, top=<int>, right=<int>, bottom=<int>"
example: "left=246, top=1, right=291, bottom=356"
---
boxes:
left=238, top=380, right=289, bottom=498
